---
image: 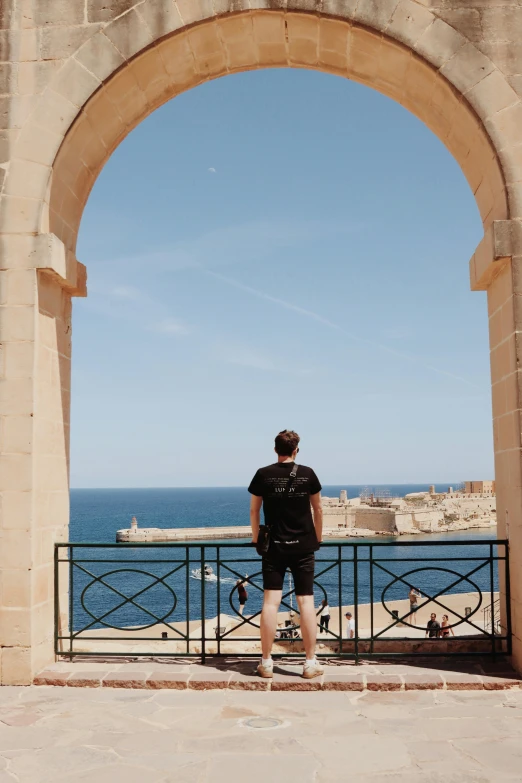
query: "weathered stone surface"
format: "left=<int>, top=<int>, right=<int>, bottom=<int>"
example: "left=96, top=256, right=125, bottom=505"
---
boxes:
left=67, top=672, right=104, bottom=687
left=444, top=673, right=484, bottom=690
left=366, top=675, right=402, bottom=691
left=102, top=672, right=149, bottom=688
left=87, top=0, right=140, bottom=24
left=402, top=673, right=444, bottom=690
left=33, top=671, right=68, bottom=686
left=323, top=674, right=365, bottom=691
left=33, top=0, right=85, bottom=27
left=40, top=25, right=100, bottom=61
left=147, top=672, right=189, bottom=689
left=188, top=671, right=231, bottom=689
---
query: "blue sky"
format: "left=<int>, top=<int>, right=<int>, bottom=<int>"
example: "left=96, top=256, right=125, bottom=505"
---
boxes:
left=73, top=68, right=491, bottom=488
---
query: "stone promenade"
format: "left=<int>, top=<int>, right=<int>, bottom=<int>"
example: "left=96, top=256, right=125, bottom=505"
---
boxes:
left=33, top=657, right=521, bottom=692
left=2, top=683, right=522, bottom=781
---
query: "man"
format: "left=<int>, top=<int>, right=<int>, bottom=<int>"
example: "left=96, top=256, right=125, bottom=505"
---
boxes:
left=426, top=612, right=441, bottom=638
left=345, top=611, right=355, bottom=639
left=249, top=430, right=323, bottom=679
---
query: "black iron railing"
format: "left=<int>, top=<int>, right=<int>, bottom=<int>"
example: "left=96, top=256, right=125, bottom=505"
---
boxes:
left=55, top=539, right=510, bottom=661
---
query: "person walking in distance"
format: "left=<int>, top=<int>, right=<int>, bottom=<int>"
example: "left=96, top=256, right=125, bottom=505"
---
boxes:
left=345, top=612, right=355, bottom=639
left=426, top=613, right=441, bottom=638
left=408, top=586, right=421, bottom=617
left=249, top=430, right=324, bottom=679
left=319, top=599, right=330, bottom=634
left=440, top=614, right=454, bottom=638
left=236, top=578, right=248, bottom=616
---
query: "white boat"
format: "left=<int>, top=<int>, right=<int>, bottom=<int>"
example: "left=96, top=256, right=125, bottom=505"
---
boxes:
left=191, top=566, right=218, bottom=582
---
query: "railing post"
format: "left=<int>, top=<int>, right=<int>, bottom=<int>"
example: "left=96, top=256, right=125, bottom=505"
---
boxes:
left=201, top=545, right=206, bottom=664
left=54, top=545, right=59, bottom=655
left=490, top=542, right=496, bottom=659
left=338, top=544, right=342, bottom=657
left=69, top=545, right=74, bottom=656
left=185, top=545, right=190, bottom=657
left=505, top=542, right=512, bottom=655
left=370, top=544, right=374, bottom=655
left=354, top=545, right=359, bottom=665
left=217, top=546, right=221, bottom=656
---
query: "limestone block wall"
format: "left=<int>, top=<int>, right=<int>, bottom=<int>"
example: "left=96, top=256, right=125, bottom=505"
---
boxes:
left=323, top=506, right=355, bottom=529
left=1, top=0, right=522, bottom=681
left=354, top=508, right=397, bottom=534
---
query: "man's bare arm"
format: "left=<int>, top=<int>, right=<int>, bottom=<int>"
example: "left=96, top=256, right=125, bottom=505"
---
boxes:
left=250, top=495, right=262, bottom=543
left=310, top=492, right=323, bottom=543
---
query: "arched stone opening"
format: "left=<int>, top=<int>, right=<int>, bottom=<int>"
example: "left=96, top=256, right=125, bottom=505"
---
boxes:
left=1, top=2, right=522, bottom=684
left=48, top=13, right=509, bottom=254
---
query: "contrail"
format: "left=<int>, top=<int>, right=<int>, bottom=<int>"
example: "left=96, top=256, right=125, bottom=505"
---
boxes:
left=202, top=268, right=481, bottom=389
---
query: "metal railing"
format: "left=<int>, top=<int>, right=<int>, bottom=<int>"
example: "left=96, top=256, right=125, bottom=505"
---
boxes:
left=483, top=597, right=502, bottom=635
left=55, top=538, right=510, bottom=662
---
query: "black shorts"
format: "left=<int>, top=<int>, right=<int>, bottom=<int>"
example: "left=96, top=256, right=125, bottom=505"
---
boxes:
left=262, top=551, right=315, bottom=596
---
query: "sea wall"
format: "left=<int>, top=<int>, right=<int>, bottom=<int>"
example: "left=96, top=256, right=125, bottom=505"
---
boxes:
left=353, top=508, right=397, bottom=533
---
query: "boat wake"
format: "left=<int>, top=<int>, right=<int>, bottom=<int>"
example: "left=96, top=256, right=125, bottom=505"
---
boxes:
left=190, top=568, right=237, bottom=584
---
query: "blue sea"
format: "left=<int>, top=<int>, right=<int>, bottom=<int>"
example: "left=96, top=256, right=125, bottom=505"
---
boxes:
left=67, top=486, right=500, bottom=634
left=70, top=484, right=466, bottom=542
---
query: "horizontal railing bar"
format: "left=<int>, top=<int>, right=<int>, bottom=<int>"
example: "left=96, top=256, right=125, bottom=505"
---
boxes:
left=57, top=555, right=507, bottom=565
left=55, top=539, right=508, bottom=548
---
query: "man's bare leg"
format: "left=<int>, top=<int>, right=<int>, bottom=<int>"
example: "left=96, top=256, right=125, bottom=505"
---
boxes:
left=296, top=594, right=318, bottom=660
left=260, top=589, right=282, bottom=659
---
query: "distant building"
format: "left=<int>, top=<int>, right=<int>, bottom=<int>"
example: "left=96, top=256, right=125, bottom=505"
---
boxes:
left=464, top=481, right=495, bottom=495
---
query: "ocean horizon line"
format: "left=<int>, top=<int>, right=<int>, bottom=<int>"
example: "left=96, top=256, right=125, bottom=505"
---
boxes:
left=70, top=482, right=459, bottom=492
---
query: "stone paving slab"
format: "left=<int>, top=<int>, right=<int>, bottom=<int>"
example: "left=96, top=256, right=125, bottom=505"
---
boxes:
left=1, top=687, right=522, bottom=781
left=32, top=657, right=522, bottom=692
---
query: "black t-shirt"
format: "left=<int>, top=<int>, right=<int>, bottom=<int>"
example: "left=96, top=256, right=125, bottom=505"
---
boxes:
left=248, top=462, right=322, bottom=553
left=427, top=620, right=440, bottom=638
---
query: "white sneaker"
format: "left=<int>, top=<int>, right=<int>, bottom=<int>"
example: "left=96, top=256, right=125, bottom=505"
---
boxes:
left=302, top=660, right=324, bottom=679
left=256, top=662, right=274, bottom=679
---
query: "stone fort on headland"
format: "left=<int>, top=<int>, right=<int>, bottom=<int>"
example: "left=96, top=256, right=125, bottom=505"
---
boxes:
left=1, top=0, right=522, bottom=684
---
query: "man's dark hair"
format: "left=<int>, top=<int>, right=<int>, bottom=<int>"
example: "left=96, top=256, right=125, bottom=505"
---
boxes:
left=275, top=430, right=300, bottom=457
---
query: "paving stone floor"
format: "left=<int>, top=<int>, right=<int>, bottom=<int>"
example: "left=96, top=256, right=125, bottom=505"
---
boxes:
left=1, top=684, right=522, bottom=781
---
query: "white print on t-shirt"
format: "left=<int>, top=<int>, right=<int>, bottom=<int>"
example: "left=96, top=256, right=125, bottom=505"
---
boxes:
left=267, top=476, right=310, bottom=498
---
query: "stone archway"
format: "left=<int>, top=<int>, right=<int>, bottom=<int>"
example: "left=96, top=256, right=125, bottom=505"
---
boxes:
left=1, top=0, right=522, bottom=684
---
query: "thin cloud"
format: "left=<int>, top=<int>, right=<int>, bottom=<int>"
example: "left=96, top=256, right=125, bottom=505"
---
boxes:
left=95, top=218, right=359, bottom=275
left=149, top=318, right=190, bottom=336
left=216, top=343, right=276, bottom=371
left=202, top=269, right=480, bottom=389
left=213, top=341, right=315, bottom=375
left=112, top=285, right=142, bottom=300
left=208, top=167, right=217, bottom=174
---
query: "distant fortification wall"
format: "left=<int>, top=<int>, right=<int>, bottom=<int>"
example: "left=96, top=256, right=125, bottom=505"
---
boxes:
left=354, top=508, right=396, bottom=534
